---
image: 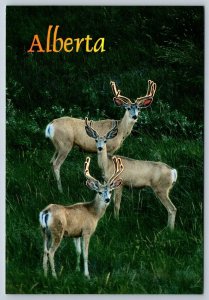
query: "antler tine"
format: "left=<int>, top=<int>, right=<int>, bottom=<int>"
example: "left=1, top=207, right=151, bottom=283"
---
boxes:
left=84, top=156, right=97, bottom=182
left=107, top=157, right=118, bottom=184
left=85, top=117, right=99, bottom=138
left=108, top=156, right=124, bottom=184
left=110, top=81, right=120, bottom=97
left=135, top=80, right=157, bottom=102
left=110, top=81, right=132, bottom=104
left=146, top=80, right=157, bottom=98
left=145, top=80, right=152, bottom=96
left=151, top=82, right=157, bottom=97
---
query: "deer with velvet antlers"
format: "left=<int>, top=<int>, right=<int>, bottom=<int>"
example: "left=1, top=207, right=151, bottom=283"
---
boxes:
left=85, top=118, right=177, bottom=231
left=45, top=80, right=156, bottom=192
left=39, top=156, right=124, bottom=279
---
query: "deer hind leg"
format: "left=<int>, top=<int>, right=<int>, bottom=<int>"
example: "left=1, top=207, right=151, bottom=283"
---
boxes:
left=48, top=229, right=64, bottom=279
left=43, top=229, right=51, bottom=277
left=53, top=145, right=72, bottom=193
left=73, top=237, right=81, bottom=272
left=154, top=188, right=177, bottom=231
left=82, top=234, right=91, bottom=279
left=113, top=185, right=123, bottom=219
left=50, top=151, right=58, bottom=164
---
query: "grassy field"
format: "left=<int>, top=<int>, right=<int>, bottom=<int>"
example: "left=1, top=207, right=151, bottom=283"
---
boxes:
left=6, top=133, right=203, bottom=294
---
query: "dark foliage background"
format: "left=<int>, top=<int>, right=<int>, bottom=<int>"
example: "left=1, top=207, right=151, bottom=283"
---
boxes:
left=7, top=6, right=203, bottom=121
left=6, top=6, right=204, bottom=294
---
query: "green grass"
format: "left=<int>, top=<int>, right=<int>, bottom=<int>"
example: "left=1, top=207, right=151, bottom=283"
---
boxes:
left=6, top=134, right=203, bottom=294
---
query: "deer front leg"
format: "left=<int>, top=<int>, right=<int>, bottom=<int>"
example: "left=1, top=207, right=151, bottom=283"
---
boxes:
left=73, top=237, right=81, bottom=272
left=82, top=234, right=91, bottom=279
left=113, top=185, right=123, bottom=219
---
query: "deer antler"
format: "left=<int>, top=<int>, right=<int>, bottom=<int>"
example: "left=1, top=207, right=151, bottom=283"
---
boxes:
left=135, top=80, right=157, bottom=104
left=110, top=81, right=132, bottom=104
left=84, top=157, right=98, bottom=183
left=108, top=156, right=124, bottom=185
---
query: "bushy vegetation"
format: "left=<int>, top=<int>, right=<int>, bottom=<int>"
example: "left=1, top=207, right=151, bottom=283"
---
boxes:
left=6, top=6, right=203, bottom=294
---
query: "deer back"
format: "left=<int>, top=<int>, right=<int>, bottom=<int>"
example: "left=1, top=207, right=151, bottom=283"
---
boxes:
left=105, top=155, right=175, bottom=188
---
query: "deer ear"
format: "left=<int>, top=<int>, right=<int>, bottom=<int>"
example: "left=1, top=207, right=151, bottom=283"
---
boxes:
left=106, top=125, right=118, bottom=140
left=110, top=178, right=122, bottom=189
left=86, top=179, right=100, bottom=191
left=113, top=97, right=126, bottom=107
left=136, top=97, right=153, bottom=108
left=85, top=125, right=98, bottom=139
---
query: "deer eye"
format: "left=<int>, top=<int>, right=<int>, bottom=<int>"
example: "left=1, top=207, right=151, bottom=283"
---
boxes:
left=95, top=139, right=98, bottom=142
left=127, top=107, right=131, bottom=111
left=104, top=140, right=107, bottom=143
left=98, top=192, right=102, bottom=195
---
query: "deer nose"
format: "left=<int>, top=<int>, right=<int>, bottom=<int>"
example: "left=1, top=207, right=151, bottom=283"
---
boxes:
left=132, top=115, right=137, bottom=120
left=98, top=147, right=103, bottom=151
left=105, top=198, right=110, bottom=203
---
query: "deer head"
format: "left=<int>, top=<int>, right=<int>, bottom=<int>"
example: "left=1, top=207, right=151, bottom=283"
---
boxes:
left=85, top=117, right=118, bottom=152
left=84, top=156, right=123, bottom=203
left=110, top=80, right=156, bottom=121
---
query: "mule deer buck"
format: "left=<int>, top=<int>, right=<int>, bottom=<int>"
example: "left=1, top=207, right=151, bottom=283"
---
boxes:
left=45, top=80, right=156, bottom=192
left=39, top=156, right=124, bottom=279
left=85, top=118, right=177, bottom=231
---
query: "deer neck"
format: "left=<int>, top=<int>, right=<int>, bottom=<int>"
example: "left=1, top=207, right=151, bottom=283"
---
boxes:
left=97, top=146, right=109, bottom=175
left=118, top=110, right=137, bottom=139
left=91, top=195, right=108, bottom=219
